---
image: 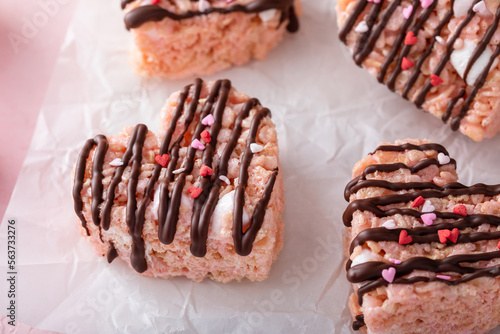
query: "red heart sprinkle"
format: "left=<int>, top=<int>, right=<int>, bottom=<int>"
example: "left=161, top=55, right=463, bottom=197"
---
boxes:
left=151, top=0, right=161, bottom=4
left=155, top=154, right=169, bottom=167
left=453, top=204, right=467, bottom=216
left=449, top=228, right=459, bottom=243
left=497, top=240, right=500, bottom=249
left=438, top=229, right=451, bottom=243
left=401, top=57, right=414, bottom=70
left=188, top=187, right=203, bottom=198
left=430, top=74, right=443, bottom=86
left=412, top=196, right=425, bottom=208
left=399, top=230, right=413, bottom=245
left=404, top=31, right=418, bottom=45
left=200, top=165, right=213, bottom=177
left=201, top=130, right=211, bottom=144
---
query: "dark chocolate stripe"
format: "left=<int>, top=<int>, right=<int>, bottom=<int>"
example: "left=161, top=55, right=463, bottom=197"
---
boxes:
left=124, top=1, right=299, bottom=33
left=414, top=3, right=479, bottom=107
left=349, top=214, right=500, bottom=253
left=463, top=5, right=500, bottom=82
left=101, top=125, right=144, bottom=231
left=73, top=136, right=108, bottom=235
left=344, top=183, right=500, bottom=226
left=190, top=80, right=231, bottom=257
left=233, top=108, right=273, bottom=256
left=353, top=1, right=382, bottom=57
left=354, top=0, right=401, bottom=66
left=386, top=0, right=437, bottom=90
left=442, top=89, right=465, bottom=123
left=401, top=10, right=453, bottom=99
left=451, top=42, right=500, bottom=130
left=370, top=142, right=450, bottom=155
left=126, top=124, right=149, bottom=273
left=339, top=0, right=368, bottom=43
left=377, top=0, right=420, bottom=83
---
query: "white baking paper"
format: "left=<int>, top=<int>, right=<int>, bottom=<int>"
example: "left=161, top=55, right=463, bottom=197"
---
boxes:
left=1, top=0, right=500, bottom=333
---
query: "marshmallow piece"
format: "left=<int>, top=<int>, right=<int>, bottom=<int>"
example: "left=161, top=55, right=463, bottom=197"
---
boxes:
left=453, top=0, right=475, bottom=17
left=450, top=39, right=497, bottom=86
left=258, top=9, right=278, bottom=23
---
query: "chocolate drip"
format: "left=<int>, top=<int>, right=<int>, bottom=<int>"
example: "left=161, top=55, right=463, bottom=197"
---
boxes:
left=451, top=43, right=500, bottom=130
left=370, top=142, right=450, bottom=155
left=386, top=0, right=437, bottom=89
left=463, top=6, right=500, bottom=82
left=123, top=0, right=299, bottom=33
left=101, top=125, right=144, bottom=231
left=125, top=124, right=149, bottom=273
left=378, top=0, right=421, bottom=83
left=73, top=135, right=109, bottom=235
left=352, top=314, right=365, bottom=331
left=350, top=217, right=500, bottom=253
left=442, top=88, right=464, bottom=122
left=353, top=1, right=382, bottom=58
left=345, top=143, right=453, bottom=200
left=340, top=0, right=500, bottom=131
left=401, top=10, right=453, bottom=99
left=191, top=98, right=261, bottom=257
left=355, top=0, right=402, bottom=65
left=107, top=241, right=118, bottom=263
left=343, top=142, right=500, bottom=329
left=232, top=108, right=276, bottom=256
left=414, top=3, right=479, bottom=107
left=339, top=0, right=368, bottom=43
left=344, top=182, right=500, bottom=226
left=74, top=78, right=279, bottom=273
left=351, top=252, right=500, bottom=306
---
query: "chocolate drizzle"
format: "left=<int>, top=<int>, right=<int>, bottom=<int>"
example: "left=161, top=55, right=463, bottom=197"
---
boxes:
left=339, top=0, right=500, bottom=132
left=123, top=0, right=299, bottom=33
left=343, top=143, right=500, bottom=330
left=73, top=78, right=279, bottom=272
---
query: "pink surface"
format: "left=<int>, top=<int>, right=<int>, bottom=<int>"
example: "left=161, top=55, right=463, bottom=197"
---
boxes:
left=0, top=0, right=76, bottom=219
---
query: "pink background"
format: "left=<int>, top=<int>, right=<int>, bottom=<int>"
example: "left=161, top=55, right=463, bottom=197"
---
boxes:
left=0, top=0, right=76, bottom=219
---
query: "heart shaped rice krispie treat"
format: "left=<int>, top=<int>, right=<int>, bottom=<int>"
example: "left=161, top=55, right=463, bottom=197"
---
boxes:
left=72, top=78, right=284, bottom=282
left=122, top=0, right=300, bottom=78
left=337, top=0, right=500, bottom=141
left=344, top=139, right=500, bottom=333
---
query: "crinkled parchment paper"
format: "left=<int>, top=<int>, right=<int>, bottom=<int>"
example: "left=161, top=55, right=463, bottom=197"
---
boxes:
left=1, top=0, right=500, bottom=333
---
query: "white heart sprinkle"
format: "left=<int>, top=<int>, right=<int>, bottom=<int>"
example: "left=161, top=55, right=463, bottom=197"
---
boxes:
left=109, top=158, right=124, bottom=167
left=382, top=219, right=396, bottom=229
left=422, top=200, right=435, bottom=213
left=472, top=0, right=488, bottom=14
left=354, top=21, right=369, bottom=33
left=219, top=175, right=230, bottom=185
left=437, top=152, right=451, bottom=165
left=173, top=168, right=185, bottom=175
left=435, top=36, right=445, bottom=45
left=250, top=143, right=264, bottom=153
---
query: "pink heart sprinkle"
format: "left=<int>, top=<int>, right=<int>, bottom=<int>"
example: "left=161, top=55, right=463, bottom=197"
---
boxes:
left=201, top=114, right=215, bottom=126
left=382, top=267, right=396, bottom=283
left=402, top=5, right=413, bottom=19
left=436, top=275, right=451, bottom=280
left=373, top=0, right=381, bottom=3
left=389, top=258, right=402, bottom=265
left=191, top=139, right=205, bottom=150
left=420, top=0, right=433, bottom=9
left=421, top=213, right=437, bottom=226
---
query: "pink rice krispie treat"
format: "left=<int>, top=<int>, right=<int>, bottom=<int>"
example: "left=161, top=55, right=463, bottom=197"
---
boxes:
left=121, top=0, right=300, bottom=78
left=72, top=78, right=284, bottom=283
left=337, top=0, right=500, bottom=141
left=343, top=139, right=500, bottom=333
